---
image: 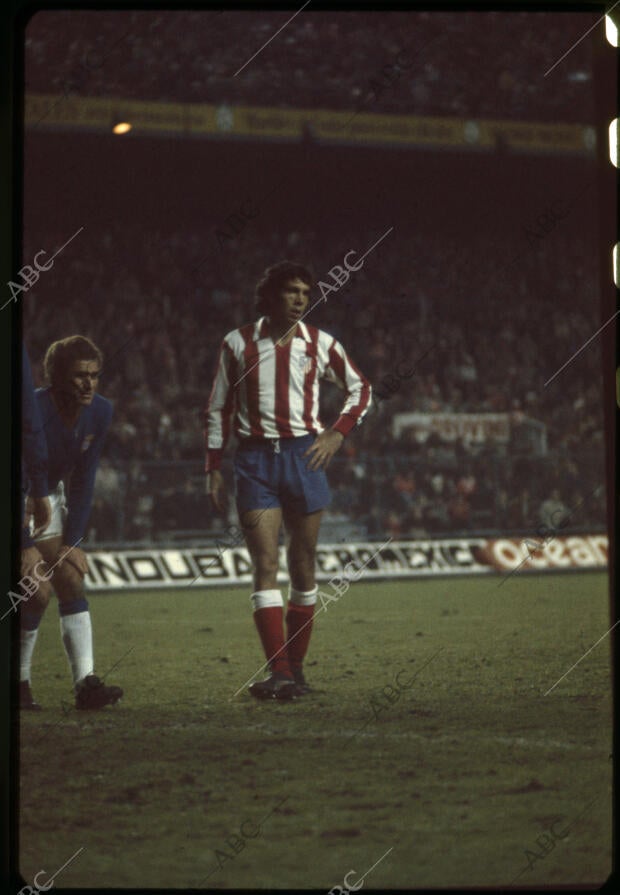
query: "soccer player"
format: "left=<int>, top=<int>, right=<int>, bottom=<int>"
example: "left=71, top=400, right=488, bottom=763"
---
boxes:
left=20, top=335, right=123, bottom=710
left=205, top=261, right=371, bottom=700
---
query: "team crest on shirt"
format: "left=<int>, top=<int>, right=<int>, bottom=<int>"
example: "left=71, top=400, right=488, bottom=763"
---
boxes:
left=299, top=355, right=313, bottom=375
left=81, top=434, right=95, bottom=452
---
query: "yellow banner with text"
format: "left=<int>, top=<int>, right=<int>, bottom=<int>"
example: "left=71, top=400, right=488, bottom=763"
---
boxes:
left=25, top=94, right=595, bottom=155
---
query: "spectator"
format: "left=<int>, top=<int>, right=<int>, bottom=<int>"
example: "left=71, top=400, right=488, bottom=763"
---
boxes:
left=539, top=489, right=570, bottom=531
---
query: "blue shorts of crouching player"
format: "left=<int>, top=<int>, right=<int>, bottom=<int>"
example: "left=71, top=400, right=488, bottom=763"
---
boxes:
left=234, top=433, right=331, bottom=515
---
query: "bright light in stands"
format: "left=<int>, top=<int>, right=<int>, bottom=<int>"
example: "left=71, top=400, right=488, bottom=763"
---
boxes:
left=112, top=122, right=132, bottom=135
left=613, top=244, right=618, bottom=288
left=605, top=14, right=618, bottom=46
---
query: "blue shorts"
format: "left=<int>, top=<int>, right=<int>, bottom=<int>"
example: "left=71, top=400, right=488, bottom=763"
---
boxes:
left=234, top=433, right=331, bottom=515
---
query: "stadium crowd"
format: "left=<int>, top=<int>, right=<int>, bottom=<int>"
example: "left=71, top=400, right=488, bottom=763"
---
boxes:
left=22, top=216, right=605, bottom=542
left=26, top=9, right=596, bottom=124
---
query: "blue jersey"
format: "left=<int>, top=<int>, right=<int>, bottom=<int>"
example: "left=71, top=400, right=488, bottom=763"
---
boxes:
left=33, top=388, right=113, bottom=545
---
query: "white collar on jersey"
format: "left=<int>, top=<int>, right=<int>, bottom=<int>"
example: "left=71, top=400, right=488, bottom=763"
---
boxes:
left=256, top=316, right=312, bottom=343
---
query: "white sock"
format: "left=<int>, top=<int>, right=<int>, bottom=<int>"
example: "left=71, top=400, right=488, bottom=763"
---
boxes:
left=288, top=585, right=318, bottom=606
left=20, top=628, right=39, bottom=682
left=60, top=611, right=94, bottom=685
left=250, top=589, right=283, bottom=611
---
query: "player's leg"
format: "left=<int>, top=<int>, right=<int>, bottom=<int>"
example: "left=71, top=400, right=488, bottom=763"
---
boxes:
left=35, top=531, right=122, bottom=709
left=282, top=507, right=323, bottom=693
left=240, top=506, right=283, bottom=592
left=280, top=433, right=332, bottom=694
left=34, top=534, right=91, bottom=681
left=235, top=443, right=295, bottom=699
left=240, top=507, right=298, bottom=698
left=19, top=541, right=53, bottom=710
left=18, top=486, right=65, bottom=708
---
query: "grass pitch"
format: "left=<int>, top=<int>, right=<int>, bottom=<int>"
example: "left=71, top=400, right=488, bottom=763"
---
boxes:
left=19, top=572, right=612, bottom=889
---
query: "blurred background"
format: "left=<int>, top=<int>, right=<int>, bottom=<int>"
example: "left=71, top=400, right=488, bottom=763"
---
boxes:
left=22, top=8, right=610, bottom=547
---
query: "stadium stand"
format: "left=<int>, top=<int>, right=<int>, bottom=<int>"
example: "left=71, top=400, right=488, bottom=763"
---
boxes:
left=26, top=9, right=595, bottom=123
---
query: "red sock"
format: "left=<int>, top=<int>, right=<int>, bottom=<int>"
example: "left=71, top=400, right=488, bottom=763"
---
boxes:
left=286, top=603, right=315, bottom=671
left=253, top=607, right=291, bottom=676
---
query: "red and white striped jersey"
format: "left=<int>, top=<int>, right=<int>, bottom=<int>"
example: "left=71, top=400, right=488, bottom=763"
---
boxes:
left=205, top=317, right=372, bottom=471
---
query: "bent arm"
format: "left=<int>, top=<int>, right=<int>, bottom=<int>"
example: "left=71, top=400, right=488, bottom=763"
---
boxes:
left=323, top=338, right=372, bottom=436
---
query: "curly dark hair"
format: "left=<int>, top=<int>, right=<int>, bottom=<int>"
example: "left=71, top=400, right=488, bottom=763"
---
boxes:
left=254, top=261, right=313, bottom=316
left=43, top=335, right=103, bottom=387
